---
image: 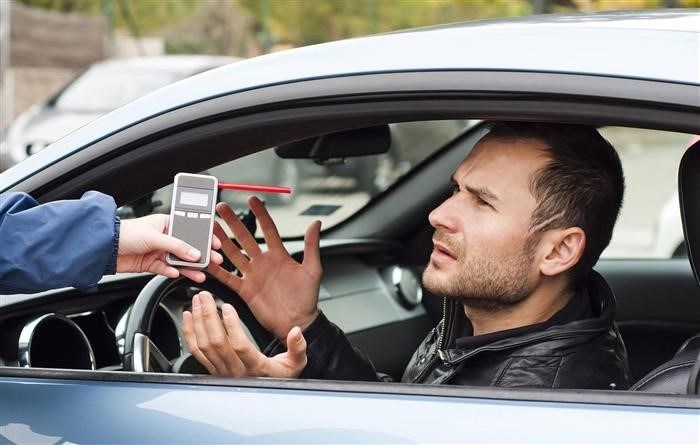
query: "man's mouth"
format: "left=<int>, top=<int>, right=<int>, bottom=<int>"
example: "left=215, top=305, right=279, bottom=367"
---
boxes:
left=431, top=240, right=457, bottom=262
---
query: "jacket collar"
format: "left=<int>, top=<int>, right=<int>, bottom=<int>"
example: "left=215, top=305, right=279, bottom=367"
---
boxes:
left=439, top=270, right=618, bottom=364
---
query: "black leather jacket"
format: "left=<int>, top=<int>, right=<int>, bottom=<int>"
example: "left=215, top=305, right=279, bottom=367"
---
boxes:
left=265, top=271, right=631, bottom=389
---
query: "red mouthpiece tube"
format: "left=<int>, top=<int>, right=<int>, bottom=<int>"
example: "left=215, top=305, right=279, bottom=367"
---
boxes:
left=218, top=182, right=292, bottom=194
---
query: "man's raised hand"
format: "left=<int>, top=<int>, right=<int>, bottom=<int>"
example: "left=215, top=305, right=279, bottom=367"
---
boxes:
left=207, top=197, right=322, bottom=339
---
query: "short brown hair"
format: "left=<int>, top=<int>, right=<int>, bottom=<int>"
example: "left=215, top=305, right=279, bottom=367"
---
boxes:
left=485, top=122, right=625, bottom=283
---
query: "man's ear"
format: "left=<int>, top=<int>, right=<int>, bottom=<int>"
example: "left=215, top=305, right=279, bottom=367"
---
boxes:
left=538, top=227, right=586, bottom=277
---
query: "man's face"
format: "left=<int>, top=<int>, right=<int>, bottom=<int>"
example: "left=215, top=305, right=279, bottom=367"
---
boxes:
left=422, top=136, right=551, bottom=310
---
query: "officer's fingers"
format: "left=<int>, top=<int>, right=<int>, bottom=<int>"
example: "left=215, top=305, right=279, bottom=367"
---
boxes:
left=178, top=267, right=207, bottom=283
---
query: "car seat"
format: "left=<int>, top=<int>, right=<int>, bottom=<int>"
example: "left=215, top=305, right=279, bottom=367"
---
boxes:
left=630, top=139, right=700, bottom=394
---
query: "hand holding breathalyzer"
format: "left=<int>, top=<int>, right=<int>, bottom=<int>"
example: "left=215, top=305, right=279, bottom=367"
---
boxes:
left=165, top=172, right=292, bottom=270
left=118, top=213, right=222, bottom=283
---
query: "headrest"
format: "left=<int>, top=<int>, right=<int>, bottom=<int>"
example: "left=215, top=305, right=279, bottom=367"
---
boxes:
left=679, top=138, right=700, bottom=286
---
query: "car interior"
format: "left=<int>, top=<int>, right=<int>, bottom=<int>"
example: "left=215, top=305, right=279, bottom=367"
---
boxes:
left=1, top=97, right=699, bottom=398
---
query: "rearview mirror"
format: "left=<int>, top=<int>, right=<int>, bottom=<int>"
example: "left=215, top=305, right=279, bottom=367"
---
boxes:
left=275, top=125, right=391, bottom=163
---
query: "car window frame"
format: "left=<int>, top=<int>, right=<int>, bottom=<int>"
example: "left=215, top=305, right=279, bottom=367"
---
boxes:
left=1, top=71, right=698, bottom=414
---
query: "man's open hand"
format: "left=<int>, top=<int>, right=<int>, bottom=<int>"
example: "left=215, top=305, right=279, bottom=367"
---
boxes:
left=207, top=197, right=322, bottom=339
left=182, top=291, right=307, bottom=378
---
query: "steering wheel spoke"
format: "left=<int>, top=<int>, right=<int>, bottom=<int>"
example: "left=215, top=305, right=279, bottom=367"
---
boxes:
left=133, top=333, right=172, bottom=372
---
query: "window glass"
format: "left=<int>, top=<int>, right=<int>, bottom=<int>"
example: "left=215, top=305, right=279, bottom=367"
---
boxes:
left=600, top=127, right=694, bottom=259
left=120, top=120, right=476, bottom=238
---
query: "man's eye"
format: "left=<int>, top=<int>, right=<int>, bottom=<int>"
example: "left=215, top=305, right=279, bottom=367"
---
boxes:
left=476, top=197, right=493, bottom=208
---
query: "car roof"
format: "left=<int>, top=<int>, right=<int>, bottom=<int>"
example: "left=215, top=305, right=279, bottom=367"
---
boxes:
left=3, top=9, right=699, bottom=188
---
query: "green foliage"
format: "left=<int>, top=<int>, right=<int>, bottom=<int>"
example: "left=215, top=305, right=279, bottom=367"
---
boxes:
left=17, top=0, right=102, bottom=14
left=17, top=0, right=200, bottom=35
left=18, top=0, right=699, bottom=54
left=238, top=0, right=532, bottom=47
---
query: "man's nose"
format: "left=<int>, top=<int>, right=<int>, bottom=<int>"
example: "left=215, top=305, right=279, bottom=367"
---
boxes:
left=428, top=197, right=456, bottom=231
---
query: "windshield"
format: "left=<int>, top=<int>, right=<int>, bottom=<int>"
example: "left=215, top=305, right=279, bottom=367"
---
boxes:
left=120, top=119, right=476, bottom=238
left=54, top=66, right=178, bottom=112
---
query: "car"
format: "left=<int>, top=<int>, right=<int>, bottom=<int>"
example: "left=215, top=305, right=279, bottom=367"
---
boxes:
left=1, top=55, right=240, bottom=171
left=1, top=9, right=699, bottom=444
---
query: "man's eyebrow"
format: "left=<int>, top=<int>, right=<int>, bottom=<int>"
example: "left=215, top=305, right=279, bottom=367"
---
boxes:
left=464, top=184, right=500, bottom=202
left=450, top=174, right=499, bottom=202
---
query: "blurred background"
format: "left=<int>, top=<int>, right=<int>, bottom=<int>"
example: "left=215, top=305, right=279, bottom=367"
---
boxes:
left=1, top=0, right=698, bottom=165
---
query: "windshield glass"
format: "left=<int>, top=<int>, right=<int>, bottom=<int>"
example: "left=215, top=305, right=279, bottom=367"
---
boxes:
left=54, top=66, right=178, bottom=111
left=120, top=119, right=476, bottom=238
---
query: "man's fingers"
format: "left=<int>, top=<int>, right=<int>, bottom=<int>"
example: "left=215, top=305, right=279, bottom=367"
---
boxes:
left=285, top=326, right=308, bottom=371
left=213, top=221, right=250, bottom=272
left=197, top=292, right=246, bottom=375
left=190, top=292, right=229, bottom=373
left=207, top=264, right=243, bottom=292
left=216, top=202, right=261, bottom=257
left=182, top=310, right=217, bottom=375
left=302, top=220, right=322, bottom=272
left=221, top=304, right=265, bottom=374
left=248, top=196, right=287, bottom=253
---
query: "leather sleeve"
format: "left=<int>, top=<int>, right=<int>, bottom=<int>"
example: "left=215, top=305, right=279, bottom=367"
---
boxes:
left=264, top=311, right=379, bottom=381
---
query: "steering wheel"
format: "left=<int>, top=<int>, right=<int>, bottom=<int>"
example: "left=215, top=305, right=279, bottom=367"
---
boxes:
left=122, top=274, right=273, bottom=372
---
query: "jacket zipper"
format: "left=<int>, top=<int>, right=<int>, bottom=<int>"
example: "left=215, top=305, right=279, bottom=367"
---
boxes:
left=438, top=297, right=448, bottom=350
left=411, top=297, right=449, bottom=383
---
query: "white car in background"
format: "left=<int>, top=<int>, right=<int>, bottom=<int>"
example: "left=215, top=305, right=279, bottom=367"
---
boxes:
left=2, top=55, right=238, bottom=170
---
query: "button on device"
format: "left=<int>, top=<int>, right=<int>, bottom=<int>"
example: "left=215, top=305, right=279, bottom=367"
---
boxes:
left=200, top=213, right=211, bottom=219
left=175, top=210, right=186, bottom=217
left=187, top=212, right=198, bottom=218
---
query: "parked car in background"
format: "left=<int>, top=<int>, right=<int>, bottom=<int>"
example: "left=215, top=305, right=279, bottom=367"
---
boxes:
left=1, top=10, right=699, bottom=444
left=1, top=55, right=239, bottom=170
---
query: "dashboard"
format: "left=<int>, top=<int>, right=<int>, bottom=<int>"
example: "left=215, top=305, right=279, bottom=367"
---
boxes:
left=0, top=240, right=429, bottom=377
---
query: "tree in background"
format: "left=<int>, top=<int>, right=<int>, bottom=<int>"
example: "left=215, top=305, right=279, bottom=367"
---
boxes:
left=18, top=0, right=700, bottom=56
left=237, top=0, right=699, bottom=50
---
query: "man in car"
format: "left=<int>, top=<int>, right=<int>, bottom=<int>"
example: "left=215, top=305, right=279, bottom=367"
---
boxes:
left=183, top=121, right=631, bottom=389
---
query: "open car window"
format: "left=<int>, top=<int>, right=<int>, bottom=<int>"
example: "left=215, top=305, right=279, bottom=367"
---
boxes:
left=119, top=119, right=476, bottom=238
left=600, top=127, right=693, bottom=259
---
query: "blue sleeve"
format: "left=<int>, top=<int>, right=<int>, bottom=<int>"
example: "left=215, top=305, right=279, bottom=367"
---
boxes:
left=0, top=191, right=119, bottom=294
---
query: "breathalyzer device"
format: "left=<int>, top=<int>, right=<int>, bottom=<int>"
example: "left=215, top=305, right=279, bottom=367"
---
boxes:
left=166, top=173, right=218, bottom=269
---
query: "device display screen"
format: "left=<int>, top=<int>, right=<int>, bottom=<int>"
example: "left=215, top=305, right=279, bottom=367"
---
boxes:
left=176, top=186, right=213, bottom=210
left=180, top=191, right=209, bottom=207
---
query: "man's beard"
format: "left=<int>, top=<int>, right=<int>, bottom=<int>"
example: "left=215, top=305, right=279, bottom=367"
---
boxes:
left=422, top=231, right=537, bottom=312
